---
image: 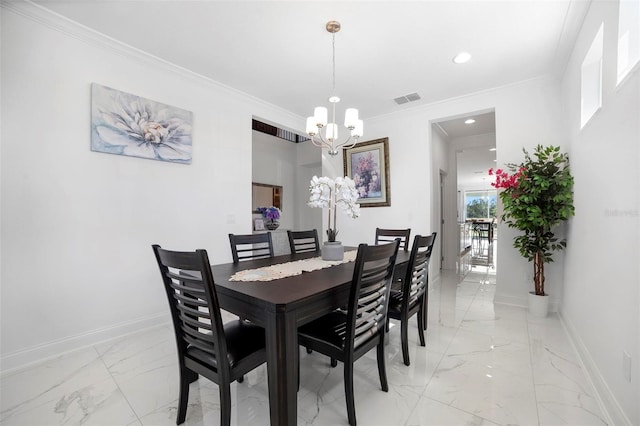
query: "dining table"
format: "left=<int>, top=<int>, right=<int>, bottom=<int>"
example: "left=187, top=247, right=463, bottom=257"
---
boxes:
left=210, top=247, right=412, bottom=426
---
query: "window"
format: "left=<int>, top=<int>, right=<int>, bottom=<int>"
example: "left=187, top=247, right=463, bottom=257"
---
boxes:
left=581, top=24, right=604, bottom=129
left=464, top=190, right=497, bottom=220
left=617, top=0, right=640, bottom=85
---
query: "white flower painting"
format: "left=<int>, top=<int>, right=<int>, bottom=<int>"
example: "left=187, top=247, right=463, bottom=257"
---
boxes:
left=91, top=83, right=193, bottom=164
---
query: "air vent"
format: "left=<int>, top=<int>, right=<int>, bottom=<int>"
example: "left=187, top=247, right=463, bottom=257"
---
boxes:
left=393, top=92, right=421, bottom=105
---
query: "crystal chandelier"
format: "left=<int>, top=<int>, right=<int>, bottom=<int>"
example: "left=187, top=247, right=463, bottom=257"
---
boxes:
left=306, top=21, right=363, bottom=156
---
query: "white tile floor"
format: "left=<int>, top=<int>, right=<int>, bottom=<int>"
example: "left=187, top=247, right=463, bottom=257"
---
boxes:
left=0, top=264, right=609, bottom=425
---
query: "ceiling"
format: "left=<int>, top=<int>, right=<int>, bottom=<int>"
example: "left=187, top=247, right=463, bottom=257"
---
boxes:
left=436, top=111, right=497, bottom=189
left=32, top=0, right=589, bottom=125
left=436, top=111, right=495, bottom=140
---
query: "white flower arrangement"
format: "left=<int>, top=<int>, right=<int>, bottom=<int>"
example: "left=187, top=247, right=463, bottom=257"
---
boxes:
left=308, top=176, right=360, bottom=242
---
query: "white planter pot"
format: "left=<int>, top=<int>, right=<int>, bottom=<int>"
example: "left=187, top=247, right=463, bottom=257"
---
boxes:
left=322, top=241, right=344, bottom=261
left=528, top=291, right=550, bottom=317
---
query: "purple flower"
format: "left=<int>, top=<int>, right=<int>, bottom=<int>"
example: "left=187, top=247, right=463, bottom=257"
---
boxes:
left=258, top=206, right=280, bottom=220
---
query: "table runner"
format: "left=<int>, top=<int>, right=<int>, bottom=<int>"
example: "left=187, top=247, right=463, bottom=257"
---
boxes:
left=229, top=249, right=358, bottom=282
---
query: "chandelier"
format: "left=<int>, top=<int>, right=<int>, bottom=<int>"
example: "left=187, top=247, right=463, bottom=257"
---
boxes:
left=306, top=21, right=363, bottom=156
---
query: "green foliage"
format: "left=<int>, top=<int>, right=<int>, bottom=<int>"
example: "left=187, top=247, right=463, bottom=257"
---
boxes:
left=466, top=197, right=497, bottom=219
left=495, top=145, right=575, bottom=295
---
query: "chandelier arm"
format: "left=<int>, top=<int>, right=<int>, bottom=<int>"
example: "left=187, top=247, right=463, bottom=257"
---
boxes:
left=334, top=135, right=360, bottom=152
left=311, top=133, right=333, bottom=150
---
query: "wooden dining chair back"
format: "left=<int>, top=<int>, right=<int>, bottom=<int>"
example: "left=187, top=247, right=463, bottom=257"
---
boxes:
left=228, top=232, right=274, bottom=263
left=387, top=232, right=437, bottom=366
left=287, top=229, right=320, bottom=254
left=375, top=227, right=411, bottom=251
left=152, top=245, right=267, bottom=426
left=298, top=240, right=400, bottom=426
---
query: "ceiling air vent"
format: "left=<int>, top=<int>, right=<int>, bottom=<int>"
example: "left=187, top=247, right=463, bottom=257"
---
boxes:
left=393, top=92, right=421, bottom=105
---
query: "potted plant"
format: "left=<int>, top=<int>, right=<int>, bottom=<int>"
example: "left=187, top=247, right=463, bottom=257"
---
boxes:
left=489, top=145, right=575, bottom=316
left=257, top=206, right=281, bottom=230
left=308, top=175, right=360, bottom=261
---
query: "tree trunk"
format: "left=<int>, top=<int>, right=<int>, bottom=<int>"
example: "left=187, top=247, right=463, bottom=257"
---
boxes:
left=533, top=251, right=545, bottom=296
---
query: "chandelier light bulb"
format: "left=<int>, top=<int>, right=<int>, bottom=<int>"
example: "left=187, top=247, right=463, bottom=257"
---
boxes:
left=306, top=117, right=317, bottom=136
left=314, top=107, right=328, bottom=127
left=351, top=119, right=363, bottom=138
left=344, top=108, right=358, bottom=129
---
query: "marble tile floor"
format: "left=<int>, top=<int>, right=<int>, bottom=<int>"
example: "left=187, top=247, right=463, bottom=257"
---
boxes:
left=1, top=266, right=609, bottom=426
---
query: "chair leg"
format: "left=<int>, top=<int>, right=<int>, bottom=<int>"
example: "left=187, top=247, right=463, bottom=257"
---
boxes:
left=220, top=382, right=232, bottom=426
left=376, top=338, right=389, bottom=392
left=422, top=291, right=429, bottom=331
left=297, top=347, right=300, bottom=391
left=344, top=360, right=356, bottom=426
left=401, top=316, right=410, bottom=366
left=186, top=368, right=199, bottom=384
left=417, top=310, right=426, bottom=347
left=176, top=368, right=191, bottom=425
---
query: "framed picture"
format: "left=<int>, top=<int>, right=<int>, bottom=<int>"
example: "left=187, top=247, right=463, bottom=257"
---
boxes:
left=343, top=137, right=391, bottom=207
left=91, top=83, right=193, bottom=164
left=254, top=218, right=265, bottom=231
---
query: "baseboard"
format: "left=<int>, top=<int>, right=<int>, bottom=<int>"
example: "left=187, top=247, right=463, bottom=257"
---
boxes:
left=0, top=313, right=169, bottom=377
left=559, top=312, right=630, bottom=425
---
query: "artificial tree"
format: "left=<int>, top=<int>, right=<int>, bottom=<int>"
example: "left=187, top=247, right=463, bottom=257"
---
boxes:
left=490, top=145, right=575, bottom=296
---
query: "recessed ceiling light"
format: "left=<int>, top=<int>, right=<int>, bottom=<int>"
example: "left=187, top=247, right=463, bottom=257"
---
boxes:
left=489, top=148, right=496, bottom=151
left=453, top=52, right=471, bottom=64
left=464, top=118, right=476, bottom=124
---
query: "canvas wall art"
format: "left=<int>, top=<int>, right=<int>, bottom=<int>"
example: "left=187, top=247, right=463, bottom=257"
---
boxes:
left=343, top=137, right=391, bottom=207
left=91, top=83, right=193, bottom=164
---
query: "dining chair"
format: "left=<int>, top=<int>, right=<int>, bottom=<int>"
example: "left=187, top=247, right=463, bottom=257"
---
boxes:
left=472, top=220, right=492, bottom=254
left=298, top=240, right=400, bottom=426
left=287, top=229, right=320, bottom=254
left=386, top=232, right=437, bottom=366
left=376, top=228, right=412, bottom=291
left=375, top=227, right=411, bottom=251
left=228, top=232, right=274, bottom=263
left=152, top=245, right=267, bottom=426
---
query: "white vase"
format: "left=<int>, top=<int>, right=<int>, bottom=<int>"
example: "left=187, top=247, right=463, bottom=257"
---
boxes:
left=322, top=241, right=344, bottom=261
left=528, top=291, right=549, bottom=317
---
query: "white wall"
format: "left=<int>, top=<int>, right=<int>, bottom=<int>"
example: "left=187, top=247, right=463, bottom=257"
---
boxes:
left=323, top=113, right=432, bottom=249
left=349, top=78, right=566, bottom=310
left=0, top=3, right=302, bottom=371
left=252, top=131, right=297, bottom=230
left=294, top=141, right=322, bottom=234
left=251, top=132, right=322, bottom=234
left=560, top=1, right=640, bottom=423
left=430, top=125, right=449, bottom=273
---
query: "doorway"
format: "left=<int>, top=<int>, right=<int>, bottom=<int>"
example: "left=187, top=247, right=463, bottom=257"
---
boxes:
left=431, top=110, right=497, bottom=275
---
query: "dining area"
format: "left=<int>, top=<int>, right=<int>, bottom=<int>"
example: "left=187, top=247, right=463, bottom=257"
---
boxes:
left=0, top=233, right=607, bottom=426
left=153, top=226, right=437, bottom=426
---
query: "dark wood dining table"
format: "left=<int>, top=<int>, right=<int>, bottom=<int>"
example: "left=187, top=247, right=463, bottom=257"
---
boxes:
left=210, top=247, right=411, bottom=426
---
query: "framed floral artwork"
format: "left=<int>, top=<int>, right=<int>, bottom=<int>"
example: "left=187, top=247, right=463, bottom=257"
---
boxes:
left=254, top=218, right=265, bottom=231
left=91, top=83, right=193, bottom=164
left=343, top=137, right=391, bottom=207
